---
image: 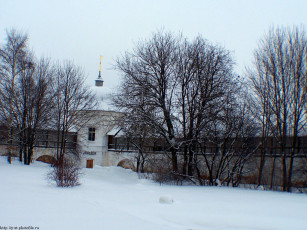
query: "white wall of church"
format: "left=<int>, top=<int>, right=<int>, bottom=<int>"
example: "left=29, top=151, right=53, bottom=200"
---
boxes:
left=76, top=110, right=125, bottom=167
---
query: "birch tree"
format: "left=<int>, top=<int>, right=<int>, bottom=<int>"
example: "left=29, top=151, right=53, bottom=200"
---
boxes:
left=0, top=29, right=29, bottom=163
left=248, top=26, right=307, bottom=191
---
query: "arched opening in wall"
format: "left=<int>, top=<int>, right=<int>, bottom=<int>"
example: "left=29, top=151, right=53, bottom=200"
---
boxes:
left=36, top=155, right=56, bottom=164
left=117, top=159, right=135, bottom=171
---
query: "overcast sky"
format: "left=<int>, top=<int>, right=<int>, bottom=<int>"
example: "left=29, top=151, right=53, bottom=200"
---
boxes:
left=1, top=0, right=307, bottom=92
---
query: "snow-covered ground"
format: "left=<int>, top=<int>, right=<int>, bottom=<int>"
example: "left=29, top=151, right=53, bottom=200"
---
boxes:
left=1, top=157, right=306, bottom=230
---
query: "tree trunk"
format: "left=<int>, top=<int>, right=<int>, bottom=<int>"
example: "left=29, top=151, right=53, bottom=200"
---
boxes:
left=281, top=150, right=287, bottom=192
left=257, top=135, right=267, bottom=187
left=269, top=152, right=276, bottom=190
left=171, top=147, right=178, bottom=172
left=183, top=144, right=188, bottom=175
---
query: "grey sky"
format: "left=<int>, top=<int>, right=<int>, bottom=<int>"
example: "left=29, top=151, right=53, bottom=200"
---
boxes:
left=1, top=0, right=306, bottom=91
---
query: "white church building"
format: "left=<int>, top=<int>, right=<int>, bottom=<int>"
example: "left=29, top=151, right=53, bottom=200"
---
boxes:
left=75, top=109, right=133, bottom=168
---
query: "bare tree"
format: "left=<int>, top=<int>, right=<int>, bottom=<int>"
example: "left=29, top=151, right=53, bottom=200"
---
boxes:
left=195, top=79, right=259, bottom=186
left=51, top=61, right=97, bottom=163
left=114, top=31, right=180, bottom=172
left=114, top=31, right=259, bottom=185
left=176, top=36, right=236, bottom=177
left=15, top=58, right=54, bottom=164
left=119, top=111, right=159, bottom=173
left=0, top=30, right=56, bottom=165
left=0, top=29, right=29, bottom=163
left=248, top=26, right=307, bottom=191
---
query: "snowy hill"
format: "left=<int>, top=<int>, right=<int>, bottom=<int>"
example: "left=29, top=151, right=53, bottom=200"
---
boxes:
left=0, top=157, right=306, bottom=230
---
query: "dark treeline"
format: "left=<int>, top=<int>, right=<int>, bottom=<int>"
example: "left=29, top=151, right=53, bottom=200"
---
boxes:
left=0, top=29, right=96, bottom=165
left=114, top=26, right=307, bottom=192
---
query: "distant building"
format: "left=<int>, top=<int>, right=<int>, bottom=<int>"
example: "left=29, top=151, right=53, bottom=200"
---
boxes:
left=75, top=110, right=127, bottom=167
left=0, top=110, right=136, bottom=168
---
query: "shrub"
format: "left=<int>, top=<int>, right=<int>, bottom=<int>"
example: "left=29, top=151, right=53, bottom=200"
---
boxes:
left=48, top=157, right=81, bottom=187
left=152, top=171, right=185, bottom=185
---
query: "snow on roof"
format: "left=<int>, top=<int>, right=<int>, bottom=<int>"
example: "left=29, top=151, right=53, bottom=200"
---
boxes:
left=107, top=126, right=124, bottom=136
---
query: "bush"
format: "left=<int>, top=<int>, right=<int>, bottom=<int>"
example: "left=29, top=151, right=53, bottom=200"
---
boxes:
left=152, top=171, right=185, bottom=185
left=48, top=157, right=81, bottom=187
left=144, top=157, right=197, bottom=185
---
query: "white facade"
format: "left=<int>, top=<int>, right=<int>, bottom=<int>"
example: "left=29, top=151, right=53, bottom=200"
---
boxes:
left=0, top=110, right=136, bottom=168
left=76, top=110, right=129, bottom=167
